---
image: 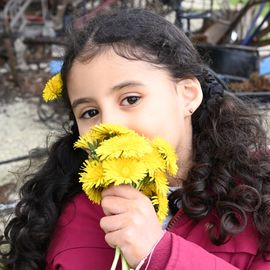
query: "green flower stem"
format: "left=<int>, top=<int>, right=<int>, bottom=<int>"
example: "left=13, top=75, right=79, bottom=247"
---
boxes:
left=110, top=247, right=121, bottom=270
left=121, top=252, right=131, bottom=270
left=110, top=246, right=131, bottom=270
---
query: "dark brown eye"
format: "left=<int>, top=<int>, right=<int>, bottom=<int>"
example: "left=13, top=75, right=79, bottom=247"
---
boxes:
left=122, top=96, right=141, bottom=105
left=81, top=109, right=99, bottom=119
left=127, top=96, right=140, bottom=104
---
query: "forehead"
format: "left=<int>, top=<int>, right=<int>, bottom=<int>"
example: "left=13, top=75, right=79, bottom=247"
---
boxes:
left=67, top=49, right=172, bottom=93
left=70, top=49, right=164, bottom=75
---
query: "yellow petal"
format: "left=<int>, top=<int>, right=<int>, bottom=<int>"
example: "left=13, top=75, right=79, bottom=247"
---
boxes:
left=91, top=124, right=137, bottom=141
left=79, top=160, right=106, bottom=188
left=153, top=170, right=169, bottom=196
left=102, top=158, right=147, bottom=186
left=156, top=192, right=169, bottom=222
left=140, top=183, right=155, bottom=197
left=42, top=73, right=63, bottom=102
left=83, top=186, right=103, bottom=204
left=96, top=134, right=152, bottom=160
left=74, top=133, right=99, bottom=153
left=153, top=137, right=178, bottom=176
left=143, top=149, right=166, bottom=178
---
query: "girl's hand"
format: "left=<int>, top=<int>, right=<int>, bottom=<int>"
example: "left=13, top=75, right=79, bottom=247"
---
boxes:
left=100, top=185, right=163, bottom=268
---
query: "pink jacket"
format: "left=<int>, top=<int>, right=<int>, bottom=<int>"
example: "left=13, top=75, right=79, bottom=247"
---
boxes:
left=46, top=193, right=270, bottom=270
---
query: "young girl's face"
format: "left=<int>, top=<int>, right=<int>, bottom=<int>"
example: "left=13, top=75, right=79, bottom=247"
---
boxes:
left=68, top=49, right=196, bottom=156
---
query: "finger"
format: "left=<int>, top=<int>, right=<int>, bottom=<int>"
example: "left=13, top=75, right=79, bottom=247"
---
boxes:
left=101, top=196, right=129, bottom=215
left=104, top=228, right=130, bottom=249
left=100, top=213, right=126, bottom=233
left=102, top=184, right=143, bottom=200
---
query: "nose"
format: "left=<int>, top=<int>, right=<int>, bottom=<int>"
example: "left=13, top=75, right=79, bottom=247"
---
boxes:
left=100, top=110, right=128, bottom=128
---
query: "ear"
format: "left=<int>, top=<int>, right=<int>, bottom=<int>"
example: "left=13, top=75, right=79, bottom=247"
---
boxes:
left=176, top=78, right=203, bottom=117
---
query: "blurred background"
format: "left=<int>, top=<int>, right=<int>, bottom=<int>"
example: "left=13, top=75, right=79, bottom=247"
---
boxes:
left=0, top=0, right=269, bottom=222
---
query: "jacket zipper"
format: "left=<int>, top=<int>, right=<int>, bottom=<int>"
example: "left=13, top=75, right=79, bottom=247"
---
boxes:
left=167, top=208, right=184, bottom=230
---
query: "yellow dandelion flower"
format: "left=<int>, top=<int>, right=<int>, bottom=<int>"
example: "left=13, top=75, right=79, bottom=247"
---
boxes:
left=151, top=196, right=159, bottom=206
left=156, top=193, right=169, bottom=222
left=153, top=137, right=178, bottom=176
left=140, top=182, right=156, bottom=196
left=150, top=192, right=169, bottom=222
left=153, top=170, right=169, bottom=195
left=79, top=160, right=105, bottom=188
left=96, top=134, right=152, bottom=160
left=83, top=186, right=103, bottom=204
left=42, top=73, right=63, bottom=102
left=142, top=149, right=166, bottom=178
left=103, top=158, right=147, bottom=186
left=91, top=123, right=136, bottom=141
left=74, top=124, right=137, bottom=151
left=74, top=132, right=98, bottom=150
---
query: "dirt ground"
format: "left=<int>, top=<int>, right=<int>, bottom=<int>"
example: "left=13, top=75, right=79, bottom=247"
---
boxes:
left=0, top=70, right=67, bottom=227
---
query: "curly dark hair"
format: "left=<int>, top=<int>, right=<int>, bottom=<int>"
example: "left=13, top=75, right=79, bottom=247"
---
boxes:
left=1, top=8, right=270, bottom=269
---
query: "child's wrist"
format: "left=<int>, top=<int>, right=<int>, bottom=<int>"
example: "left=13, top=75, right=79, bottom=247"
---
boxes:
left=135, top=230, right=166, bottom=270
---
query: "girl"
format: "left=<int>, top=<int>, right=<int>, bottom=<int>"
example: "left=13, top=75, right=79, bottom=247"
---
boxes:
left=1, top=8, right=270, bottom=270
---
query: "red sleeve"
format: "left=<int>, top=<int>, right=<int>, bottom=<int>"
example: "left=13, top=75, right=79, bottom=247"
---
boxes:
left=46, top=247, right=119, bottom=270
left=141, top=231, right=240, bottom=270
left=248, top=254, right=270, bottom=270
left=45, top=193, right=121, bottom=270
left=141, top=231, right=270, bottom=270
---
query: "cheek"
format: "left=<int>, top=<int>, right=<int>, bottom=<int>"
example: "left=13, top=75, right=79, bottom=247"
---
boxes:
left=162, top=119, right=184, bottom=148
left=136, top=105, right=184, bottom=146
left=76, top=121, right=90, bottom=136
left=158, top=106, right=185, bottom=148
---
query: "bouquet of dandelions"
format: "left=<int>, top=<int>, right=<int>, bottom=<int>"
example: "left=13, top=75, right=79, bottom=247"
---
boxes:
left=74, top=123, right=178, bottom=270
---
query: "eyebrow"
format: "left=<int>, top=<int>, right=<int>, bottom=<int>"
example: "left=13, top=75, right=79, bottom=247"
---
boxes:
left=111, top=81, right=144, bottom=91
left=71, top=80, right=145, bottom=110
